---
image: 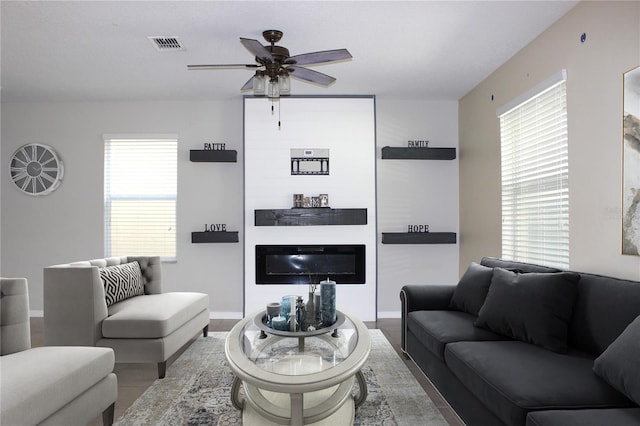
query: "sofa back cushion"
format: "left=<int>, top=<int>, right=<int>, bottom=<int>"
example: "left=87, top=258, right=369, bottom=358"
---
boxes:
left=480, top=257, right=640, bottom=356
left=593, top=314, right=640, bottom=405
left=475, top=268, right=580, bottom=353
left=480, top=257, right=560, bottom=273
left=99, top=261, right=144, bottom=306
left=449, top=262, right=494, bottom=316
left=0, top=278, right=31, bottom=355
left=569, top=272, right=640, bottom=355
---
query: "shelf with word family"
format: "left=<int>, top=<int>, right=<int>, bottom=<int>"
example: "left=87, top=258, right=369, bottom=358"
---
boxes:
left=381, top=140, right=455, bottom=160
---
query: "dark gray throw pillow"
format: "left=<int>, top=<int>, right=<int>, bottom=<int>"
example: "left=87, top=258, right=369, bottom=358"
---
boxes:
left=449, top=262, right=494, bottom=316
left=475, top=267, right=580, bottom=353
left=593, top=315, right=640, bottom=405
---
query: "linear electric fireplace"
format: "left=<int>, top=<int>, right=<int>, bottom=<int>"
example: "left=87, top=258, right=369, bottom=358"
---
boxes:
left=256, top=244, right=366, bottom=284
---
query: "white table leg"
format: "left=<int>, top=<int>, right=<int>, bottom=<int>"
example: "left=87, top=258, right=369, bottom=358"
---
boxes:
left=290, top=393, right=303, bottom=425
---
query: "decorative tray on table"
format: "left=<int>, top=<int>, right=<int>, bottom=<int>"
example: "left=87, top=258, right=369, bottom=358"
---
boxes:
left=254, top=311, right=345, bottom=338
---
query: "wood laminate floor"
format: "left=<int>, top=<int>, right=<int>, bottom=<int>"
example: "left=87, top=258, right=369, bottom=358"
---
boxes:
left=29, top=317, right=464, bottom=426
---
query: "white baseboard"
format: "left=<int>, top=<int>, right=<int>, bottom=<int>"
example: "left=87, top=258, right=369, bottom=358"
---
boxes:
left=377, top=311, right=401, bottom=319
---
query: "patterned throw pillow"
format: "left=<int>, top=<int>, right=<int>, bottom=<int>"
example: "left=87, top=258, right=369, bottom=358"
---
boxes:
left=100, top=261, right=145, bottom=306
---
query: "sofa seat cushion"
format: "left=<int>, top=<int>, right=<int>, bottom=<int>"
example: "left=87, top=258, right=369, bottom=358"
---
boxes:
left=407, top=310, right=508, bottom=360
left=445, top=341, right=634, bottom=426
left=526, top=408, right=640, bottom=426
left=0, top=346, right=114, bottom=426
left=103, top=292, right=209, bottom=339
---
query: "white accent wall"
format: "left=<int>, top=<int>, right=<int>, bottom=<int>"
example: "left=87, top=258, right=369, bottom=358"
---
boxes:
left=243, top=97, right=377, bottom=321
left=1, top=97, right=459, bottom=318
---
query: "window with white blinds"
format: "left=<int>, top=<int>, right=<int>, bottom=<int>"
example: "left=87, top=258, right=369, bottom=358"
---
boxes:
left=498, top=72, right=569, bottom=269
left=104, top=136, right=177, bottom=261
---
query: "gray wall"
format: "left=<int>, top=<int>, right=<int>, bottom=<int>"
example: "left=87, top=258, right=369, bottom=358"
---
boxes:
left=459, top=1, right=640, bottom=280
left=1, top=97, right=459, bottom=317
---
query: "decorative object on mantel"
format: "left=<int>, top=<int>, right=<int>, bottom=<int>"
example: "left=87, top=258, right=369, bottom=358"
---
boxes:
left=255, top=207, right=367, bottom=226
left=291, top=148, right=330, bottom=175
left=191, top=224, right=239, bottom=243
left=623, top=65, right=640, bottom=255
left=292, top=192, right=329, bottom=208
left=381, top=146, right=456, bottom=160
left=381, top=232, right=456, bottom=244
left=187, top=30, right=352, bottom=99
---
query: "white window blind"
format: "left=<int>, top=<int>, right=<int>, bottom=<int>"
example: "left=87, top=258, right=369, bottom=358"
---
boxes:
left=104, top=136, right=177, bottom=261
left=499, top=74, right=569, bottom=269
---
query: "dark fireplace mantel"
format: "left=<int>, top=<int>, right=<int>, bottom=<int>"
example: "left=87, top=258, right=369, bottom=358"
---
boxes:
left=255, top=208, right=367, bottom=226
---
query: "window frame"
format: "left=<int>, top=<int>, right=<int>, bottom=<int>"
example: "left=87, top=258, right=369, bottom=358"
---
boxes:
left=103, top=134, right=178, bottom=262
left=497, top=70, right=569, bottom=269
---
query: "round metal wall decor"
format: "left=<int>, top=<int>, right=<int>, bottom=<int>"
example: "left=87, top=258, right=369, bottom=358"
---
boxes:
left=9, top=143, right=64, bottom=196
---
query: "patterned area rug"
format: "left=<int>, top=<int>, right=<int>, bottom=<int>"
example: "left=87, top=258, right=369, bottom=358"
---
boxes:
left=114, top=330, right=447, bottom=425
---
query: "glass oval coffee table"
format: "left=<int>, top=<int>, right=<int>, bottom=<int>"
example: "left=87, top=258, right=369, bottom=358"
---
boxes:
left=225, top=310, right=371, bottom=426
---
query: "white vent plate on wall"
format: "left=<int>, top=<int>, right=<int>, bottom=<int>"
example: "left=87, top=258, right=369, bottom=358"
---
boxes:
left=148, top=36, right=185, bottom=51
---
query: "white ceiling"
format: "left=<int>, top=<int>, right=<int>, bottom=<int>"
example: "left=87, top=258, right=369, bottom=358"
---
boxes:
left=1, top=1, right=578, bottom=103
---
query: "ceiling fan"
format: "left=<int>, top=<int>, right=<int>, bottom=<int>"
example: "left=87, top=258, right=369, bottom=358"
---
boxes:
left=187, top=30, right=352, bottom=97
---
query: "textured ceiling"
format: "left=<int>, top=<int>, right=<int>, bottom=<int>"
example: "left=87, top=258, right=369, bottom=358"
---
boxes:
left=1, top=1, right=578, bottom=102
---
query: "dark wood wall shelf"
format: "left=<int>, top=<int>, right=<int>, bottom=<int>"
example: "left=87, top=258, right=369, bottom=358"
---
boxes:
left=255, top=208, right=367, bottom=226
left=190, top=150, right=237, bottom=162
left=381, top=146, right=456, bottom=160
left=381, top=232, right=457, bottom=244
left=191, top=231, right=239, bottom=243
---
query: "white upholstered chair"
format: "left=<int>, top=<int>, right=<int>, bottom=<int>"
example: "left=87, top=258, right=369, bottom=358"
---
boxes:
left=1, top=277, right=117, bottom=426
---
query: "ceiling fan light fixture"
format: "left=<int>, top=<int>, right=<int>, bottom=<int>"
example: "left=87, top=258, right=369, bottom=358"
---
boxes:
left=252, top=74, right=266, bottom=96
left=268, top=79, right=280, bottom=99
left=278, top=75, right=291, bottom=95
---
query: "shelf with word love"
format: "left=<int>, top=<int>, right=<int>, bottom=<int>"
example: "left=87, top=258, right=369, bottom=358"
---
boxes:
left=191, top=223, right=239, bottom=243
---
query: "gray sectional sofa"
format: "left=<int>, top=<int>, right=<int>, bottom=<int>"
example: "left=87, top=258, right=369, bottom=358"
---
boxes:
left=401, top=257, right=640, bottom=426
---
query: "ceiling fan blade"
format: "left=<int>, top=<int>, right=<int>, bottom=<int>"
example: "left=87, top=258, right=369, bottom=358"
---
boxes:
left=240, top=37, right=274, bottom=61
left=287, top=49, right=352, bottom=66
left=187, top=64, right=261, bottom=70
left=287, top=66, right=336, bottom=86
left=241, top=76, right=255, bottom=91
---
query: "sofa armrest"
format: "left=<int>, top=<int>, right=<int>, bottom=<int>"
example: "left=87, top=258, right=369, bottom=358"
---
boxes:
left=400, top=284, right=456, bottom=353
left=44, top=266, right=109, bottom=346
left=401, top=284, right=456, bottom=312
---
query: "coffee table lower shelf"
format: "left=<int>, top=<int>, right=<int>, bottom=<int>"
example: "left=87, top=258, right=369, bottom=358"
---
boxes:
left=231, top=363, right=368, bottom=425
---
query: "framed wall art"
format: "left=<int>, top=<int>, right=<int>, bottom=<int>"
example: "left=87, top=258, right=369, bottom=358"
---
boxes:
left=623, top=65, right=640, bottom=255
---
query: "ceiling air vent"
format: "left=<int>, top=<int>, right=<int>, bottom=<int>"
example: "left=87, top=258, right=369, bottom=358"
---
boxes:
left=148, top=36, right=185, bottom=51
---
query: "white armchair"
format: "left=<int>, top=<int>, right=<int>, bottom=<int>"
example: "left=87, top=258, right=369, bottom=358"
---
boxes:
left=1, top=277, right=117, bottom=426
